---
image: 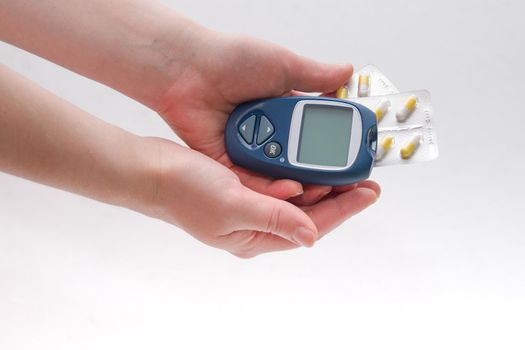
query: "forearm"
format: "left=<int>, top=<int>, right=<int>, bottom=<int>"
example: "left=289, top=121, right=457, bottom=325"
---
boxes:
left=0, top=0, right=210, bottom=109
left=0, top=64, right=159, bottom=212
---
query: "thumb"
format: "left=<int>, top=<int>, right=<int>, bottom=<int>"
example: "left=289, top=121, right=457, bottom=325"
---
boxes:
left=235, top=187, right=318, bottom=247
left=286, top=53, right=353, bottom=93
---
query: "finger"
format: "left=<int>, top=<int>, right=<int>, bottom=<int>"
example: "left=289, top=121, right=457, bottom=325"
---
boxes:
left=226, top=181, right=381, bottom=258
left=235, top=161, right=333, bottom=205
left=283, top=90, right=305, bottom=97
left=287, top=90, right=317, bottom=97
left=289, top=90, right=336, bottom=98
left=317, top=180, right=381, bottom=201
left=235, top=187, right=318, bottom=247
left=302, top=186, right=379, bottom=238
left=233, top=165, right=303, bottom=200
left=225, top=231, right=299, bottom=259
left=332, top=183, right=358, bottom=193
left=286, top=55, right=353, bottom=93
left=319, top=91, right=338, bottom=98
left=354, top=180, right=381, bottom=197
left=289, top=181, right=380, bottom=205
left=288, top=185, right=332, bottom=206
left=332, top=180, right=381, bottom=194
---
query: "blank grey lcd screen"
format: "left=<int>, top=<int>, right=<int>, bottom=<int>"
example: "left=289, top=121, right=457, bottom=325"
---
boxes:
left=297, top=105, right=353, bottom=167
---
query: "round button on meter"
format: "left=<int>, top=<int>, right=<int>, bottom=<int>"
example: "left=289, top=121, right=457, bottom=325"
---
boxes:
left=264, top=142, right=281, bottom=158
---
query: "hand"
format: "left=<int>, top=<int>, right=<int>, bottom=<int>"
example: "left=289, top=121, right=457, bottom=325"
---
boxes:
left=144, top=137, right=380, bottom=258
left=0, top=64, right=378, bottom=259
left=157, top=32, right=365, bottom=204
left=0, top=2, right=381, bottom=256
left=1, top=1, right=379, bottom=205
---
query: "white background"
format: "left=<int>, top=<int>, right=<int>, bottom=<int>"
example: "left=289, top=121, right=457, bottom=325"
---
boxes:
left=1, top=0, right=524, bottom=349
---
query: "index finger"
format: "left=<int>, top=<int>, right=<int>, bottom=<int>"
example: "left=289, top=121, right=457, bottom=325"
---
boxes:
left=302, top=182, right=380, bottom=237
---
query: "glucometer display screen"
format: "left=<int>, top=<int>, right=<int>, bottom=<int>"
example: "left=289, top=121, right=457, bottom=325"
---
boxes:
left=297, top=105, right=353, bottom=167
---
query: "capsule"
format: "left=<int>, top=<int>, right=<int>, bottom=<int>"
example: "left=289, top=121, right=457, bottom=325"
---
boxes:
left=376, top=135, right=394, bottom=161
left=336, top=86, right=348, bottom=99
left=374, top=99, right=391, bottom=123
left=396, top=95, right=418, bottom=122
left=400, top=133, right=422, bottom=160
left=357, top=72, right=370, bottom=97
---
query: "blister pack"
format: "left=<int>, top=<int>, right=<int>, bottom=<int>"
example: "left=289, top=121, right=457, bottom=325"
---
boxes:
left=336, top=65, right=439, bottom=167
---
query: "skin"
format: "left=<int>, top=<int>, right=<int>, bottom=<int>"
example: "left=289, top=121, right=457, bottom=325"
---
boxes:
left=0, top=0, right=380, bottom=258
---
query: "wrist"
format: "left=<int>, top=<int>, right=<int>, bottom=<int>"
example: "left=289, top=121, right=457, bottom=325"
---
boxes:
left=122, top=136, right=192, bottom=224
left=126, top=137, right=239, bottom=237
left=115, top=136, right=168, bottom=219
left=151, top=22, right=223, bottom=113
left=140, top=14, right=220, bottom=112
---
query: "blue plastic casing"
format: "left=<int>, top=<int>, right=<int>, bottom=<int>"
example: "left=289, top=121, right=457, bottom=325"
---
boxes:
left=225, top=97, right=377, bottom=186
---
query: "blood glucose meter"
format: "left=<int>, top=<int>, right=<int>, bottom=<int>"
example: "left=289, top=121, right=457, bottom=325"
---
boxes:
left=225, top=97, right=378, bottom=185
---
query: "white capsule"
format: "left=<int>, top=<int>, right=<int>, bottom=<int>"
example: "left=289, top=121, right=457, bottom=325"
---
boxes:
left=358, top=72, right=370, bottom=97
left=375, top=135, right=394, bottom=161
left=400, top=133, right=422, bottom=160
left=374, top=99, right=391, bottom=123
left=396, top=95, right=418, bottom=122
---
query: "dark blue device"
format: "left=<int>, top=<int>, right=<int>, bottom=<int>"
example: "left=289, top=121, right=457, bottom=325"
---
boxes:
left=225, top=97, right=378, bottom=186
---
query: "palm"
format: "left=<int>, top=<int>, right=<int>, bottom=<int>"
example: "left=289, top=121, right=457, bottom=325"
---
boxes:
left=154, top=143, right=379, bottom=257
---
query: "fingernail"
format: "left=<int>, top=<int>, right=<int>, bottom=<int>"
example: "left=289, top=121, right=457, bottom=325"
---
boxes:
left=290, top=182, right=304, bottom=197
left=314, top=188, right=331, bottom=201
left=293, top=189, right=304, bottom=197
left=292, top=228, right=316, bottom=247
left=356, top=187, right=379, bottom=203
left=357, top=182, right=381, bottom=197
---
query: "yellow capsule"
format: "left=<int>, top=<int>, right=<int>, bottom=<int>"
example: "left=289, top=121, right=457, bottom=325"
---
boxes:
left=358, top=72, right=370, bottom=97
left=374, top=99, right=391, bottom=123
left=396, top=95, right=418, bottom=122
left=375, top=135, right=394, bottom=161
left=400, top=134, right=422, bottom=160
left=336, top=86, right=348, bottom=99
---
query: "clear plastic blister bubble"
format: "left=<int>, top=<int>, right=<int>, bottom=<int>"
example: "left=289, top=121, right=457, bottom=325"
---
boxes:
left=343, top=65, right=400, bottom=98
